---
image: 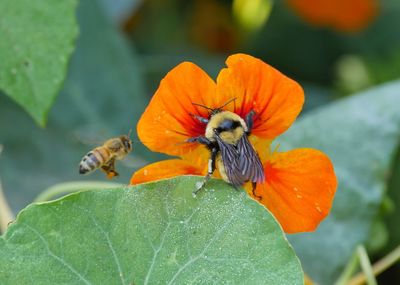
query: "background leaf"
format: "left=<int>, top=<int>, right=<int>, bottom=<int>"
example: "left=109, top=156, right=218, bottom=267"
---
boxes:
left=381, top=145, right=400, bottom=283
left=0, top=0, right=78, bottom=126
left=0, top=0, right=151, bottom=212
left=278, top=81, right=400, bottom=283
left=0, top=177, right=303, bottom=284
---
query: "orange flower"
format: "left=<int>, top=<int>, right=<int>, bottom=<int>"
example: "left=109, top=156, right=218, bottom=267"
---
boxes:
left=131, top=53, right=337, bottom=233
left=286, top=0, right=379, bottom=32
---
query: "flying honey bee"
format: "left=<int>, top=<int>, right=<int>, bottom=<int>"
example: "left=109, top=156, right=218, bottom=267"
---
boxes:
left=79, top=134, right=132, bottom=179
left=187, top=98, right=265, bottom=195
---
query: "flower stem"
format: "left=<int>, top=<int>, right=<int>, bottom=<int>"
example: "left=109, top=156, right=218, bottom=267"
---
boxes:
left=0, top=180, right=14, bottom=234
left=334, top=249, right=360, bottom=285
left=34, top=181, right=124, bottom=202
left=348, top=245, right=400, bottom=285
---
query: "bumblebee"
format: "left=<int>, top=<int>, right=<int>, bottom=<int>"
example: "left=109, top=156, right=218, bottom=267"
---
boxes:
left=188, top=98, right=265, bottom=194
left=79, top=135, right=132, bottom=179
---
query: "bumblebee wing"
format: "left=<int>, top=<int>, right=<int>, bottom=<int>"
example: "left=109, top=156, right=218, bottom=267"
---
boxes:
left=237, top=135, right=265, bottom=183
left=215, top=136, right=245, bottom=186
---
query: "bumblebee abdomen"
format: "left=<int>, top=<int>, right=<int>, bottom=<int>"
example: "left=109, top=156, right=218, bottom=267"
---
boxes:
left=216, top=155, right=229, bottom=183
left=79, top=148, right=109, bottom=174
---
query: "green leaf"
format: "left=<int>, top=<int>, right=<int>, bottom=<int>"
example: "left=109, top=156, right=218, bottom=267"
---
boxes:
left=279, top=81, right=400, bottom=283
left=384, top=146, right=400, bottom=250
left=0, top=0, right=79, bottom=127
left=0, top=177, right=303, bottom=284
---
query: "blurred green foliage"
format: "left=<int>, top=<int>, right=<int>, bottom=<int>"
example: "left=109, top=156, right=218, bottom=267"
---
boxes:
left=280, top=82, right=400, bottom=283
left=381, top=147, right=400, bottom=284
left=0, top=0, right=153, bottom=211
left=126, top=0, right=400, bottom=87
left=0, top=0, right=78, bottom=126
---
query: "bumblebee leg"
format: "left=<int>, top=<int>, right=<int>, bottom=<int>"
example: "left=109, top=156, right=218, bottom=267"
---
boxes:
left=251, top=182, right=262, bottom=201
left=189, top=113, right=209, bottom=124
left=187, top=136, right=213, bottom=147
left=193, top=146, right=218, bottom=196
left=100, top=159, right=119, bottom=179
left=245, top=110, right=256, bottom=134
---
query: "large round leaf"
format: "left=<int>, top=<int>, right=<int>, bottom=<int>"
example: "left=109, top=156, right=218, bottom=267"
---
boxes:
left=0, top=177, right=303, bottom=284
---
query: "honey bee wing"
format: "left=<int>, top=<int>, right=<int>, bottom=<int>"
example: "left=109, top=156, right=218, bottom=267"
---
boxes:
left=214, top=136, right=246, bottom=186
left=237, top=135, right=265, bottom=183
left=107, top=140, right=123, bottom=152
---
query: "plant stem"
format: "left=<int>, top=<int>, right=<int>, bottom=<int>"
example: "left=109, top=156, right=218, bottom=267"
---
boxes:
left=34, top=181, right=124, bottom=202
left=334, top=249, right=360, bottom=285
left=348, top=245, right=400, bottom=285
left=356, top=245, right=377, bottom=285
left=0, top=180, right=14, bottom=234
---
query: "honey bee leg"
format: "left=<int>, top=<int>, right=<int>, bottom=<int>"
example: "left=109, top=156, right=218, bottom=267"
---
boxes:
left=189, top=113, right=209, bottom=124
left=251, top=182, right=262, bottom=201
left=100, top=159, right=119, bottom=179
left=245, top=110, right=256, bottom=134
left=193, top=146, right=218, bottom=197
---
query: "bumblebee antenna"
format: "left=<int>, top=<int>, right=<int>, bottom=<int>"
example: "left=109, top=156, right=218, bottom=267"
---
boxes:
left=192, top=98, right=236, bottom=112
left=191, top=102, right=214, bottom=111
left=218, top=97, right=237, bottom=110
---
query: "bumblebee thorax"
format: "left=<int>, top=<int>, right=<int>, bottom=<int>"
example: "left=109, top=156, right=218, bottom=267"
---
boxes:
left=205, top=111, right=247, bottom=144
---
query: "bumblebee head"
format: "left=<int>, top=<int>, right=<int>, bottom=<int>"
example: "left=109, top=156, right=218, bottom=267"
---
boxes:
left=206, top=111, right=247, bottom=144
left=213, top=117, right=242, bottom=135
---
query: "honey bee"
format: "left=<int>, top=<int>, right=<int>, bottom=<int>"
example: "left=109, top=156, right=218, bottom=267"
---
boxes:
left=79, top=135, right=132, bottom=179
left=187, top=98, right=265, bottom=195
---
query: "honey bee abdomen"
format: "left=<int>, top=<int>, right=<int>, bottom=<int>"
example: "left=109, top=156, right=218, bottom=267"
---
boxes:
left=79, top=151, right=102, bottom=174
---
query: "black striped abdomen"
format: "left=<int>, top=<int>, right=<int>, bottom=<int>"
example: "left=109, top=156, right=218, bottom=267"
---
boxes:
left=79, top=147, right=109, bottom=174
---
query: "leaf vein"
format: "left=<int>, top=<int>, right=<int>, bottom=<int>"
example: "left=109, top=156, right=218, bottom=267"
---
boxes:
left=75, top=205, right=126, bottom=285
left=143, top=222, right=171, bottom=285
left=167, top=211, right=238, bottom=284
left=22, top=222, right=92, bottom=285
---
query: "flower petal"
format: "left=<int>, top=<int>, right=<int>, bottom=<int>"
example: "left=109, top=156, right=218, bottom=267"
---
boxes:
left=216, top=53, right=304, bottom=139
left=250, top=148, right=337, bottom=233
left=286, top=0, right=379, bottom=32
left=248, top=135, right=272, bottom=163
left=181, top=145, right=210, bottom=170
left=137, top=62, right=217, bottom=157
left=130, top=159, right=204, bottom=185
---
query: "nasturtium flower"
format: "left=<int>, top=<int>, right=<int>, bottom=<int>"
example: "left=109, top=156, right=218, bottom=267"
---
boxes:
left=131, top=53, right=337, bottom=233
left=286, top=0, right=379, bottom=33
